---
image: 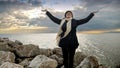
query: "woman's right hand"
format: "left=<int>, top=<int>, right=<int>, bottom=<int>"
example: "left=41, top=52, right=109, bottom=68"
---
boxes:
left=92, top=10, right=99, bottom=14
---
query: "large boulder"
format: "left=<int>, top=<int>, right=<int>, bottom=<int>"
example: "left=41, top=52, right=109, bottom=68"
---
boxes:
left=74, top=52, right=86, bottom=66
left=39, top=48, right=53, bottom=56
left=0, top=62, right=23, bottom=68
left=0, top=51, right=15, bottom=65
left=15, top=44, right=40, bottom=57
left=76, top=56, right=99, bottom=68
left=29, top=55, right=58, bottom=68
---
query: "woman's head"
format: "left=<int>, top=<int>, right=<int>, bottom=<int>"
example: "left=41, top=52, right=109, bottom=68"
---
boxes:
left=65, top=11, right=73, bottom=18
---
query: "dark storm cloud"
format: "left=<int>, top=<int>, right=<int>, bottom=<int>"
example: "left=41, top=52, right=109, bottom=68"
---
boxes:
left=81, top=0, right=120, bottom=6
left=0, top=0, right=41, bottom=6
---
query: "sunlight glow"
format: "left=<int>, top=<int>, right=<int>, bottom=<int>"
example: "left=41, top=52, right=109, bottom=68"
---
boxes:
left=79, top=30, right=107, bottom=34
left=0, top=25, right=48, bottom=31
left=115, top=29, right=120, bottom=32
left=0, top=25, right=48, bottom=34
left=21, top=7, right=46, bottom=19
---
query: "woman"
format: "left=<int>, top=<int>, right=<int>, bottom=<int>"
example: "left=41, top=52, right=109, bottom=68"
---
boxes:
left=42, top=9, right=98, bottom=68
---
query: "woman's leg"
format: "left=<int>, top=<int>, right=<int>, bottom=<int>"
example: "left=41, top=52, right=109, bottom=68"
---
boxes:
left=62, top=47, right=69, bottom=68
left=69, top=48, right=76, bottom=68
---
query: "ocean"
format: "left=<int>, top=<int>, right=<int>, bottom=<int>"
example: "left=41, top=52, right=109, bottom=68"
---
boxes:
left=0, top=33, right=120, bottom=67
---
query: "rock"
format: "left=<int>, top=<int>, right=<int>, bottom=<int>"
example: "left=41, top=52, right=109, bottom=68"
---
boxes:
left=15, top=58, right=23, bottom=64
left=15, top=44, right=40, bottom=57
left=0, top=37, right=9, bottom=42
left=76, top=56, right=99, bottom=68
left=39, top=48, right=53, bottom=56
left=29, top=55, right=58, bottom=68
left=98, top=65, right=107, bottom=68
left=0, top=62, right=23, bottom=68
left=0, top=40, right=23, bottom=52
left=53, top=48, right=63, bottom=57
left=0, top=42, right=14, bottom=51
left=49, top=54, right=63, bottom=67
left=19, top=59, right=30, bottom=68
left=7, top=41, right=24, bottom=51
left=0, top=51, right=15, bottom=65
left=61, top=65, right=64, bottom=68
left=7, top=40, right=19, bottom=48
left=74, top=52, right=86, bottom=67
left=15, top=40, right=23, bottom=45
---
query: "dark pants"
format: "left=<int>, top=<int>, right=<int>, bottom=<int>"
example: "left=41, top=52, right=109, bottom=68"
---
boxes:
left=61, top=47, right=76, bottom=68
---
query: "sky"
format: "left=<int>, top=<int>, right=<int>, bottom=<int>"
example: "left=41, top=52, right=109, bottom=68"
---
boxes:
left=0, top=0, right=120, bottom=34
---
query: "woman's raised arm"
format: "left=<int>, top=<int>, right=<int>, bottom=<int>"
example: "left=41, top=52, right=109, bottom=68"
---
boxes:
left=76, top=13, right=94, bottom=25
left=76, top=10, right=98, bottom=26
left=42, top=9, right=61, bottom=25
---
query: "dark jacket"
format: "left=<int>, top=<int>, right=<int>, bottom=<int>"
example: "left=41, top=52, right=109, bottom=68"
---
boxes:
left=46, top=11, right=94, bottom=49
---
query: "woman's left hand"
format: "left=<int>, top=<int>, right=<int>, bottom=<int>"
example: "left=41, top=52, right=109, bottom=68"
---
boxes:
left=92, top=10, right=99, bottom=14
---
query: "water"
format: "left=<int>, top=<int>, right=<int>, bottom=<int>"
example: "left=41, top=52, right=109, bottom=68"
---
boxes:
left=0, top=33, right=120, bottom=67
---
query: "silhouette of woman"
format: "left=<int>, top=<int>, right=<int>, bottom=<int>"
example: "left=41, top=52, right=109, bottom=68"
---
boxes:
left=42, top=9, right=98, bottom=68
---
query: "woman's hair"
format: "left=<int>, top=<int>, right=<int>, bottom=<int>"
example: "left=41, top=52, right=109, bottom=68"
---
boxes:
left=64, top=11, right=73, bottom=18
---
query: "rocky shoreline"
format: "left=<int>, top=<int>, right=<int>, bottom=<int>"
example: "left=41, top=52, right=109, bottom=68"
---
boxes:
left=0, top=37, right=118, bottom=68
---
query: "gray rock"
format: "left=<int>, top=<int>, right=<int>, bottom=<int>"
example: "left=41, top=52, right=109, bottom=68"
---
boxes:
left=29, top=55, right=58, bottom=68
left=49, top=54, right=63, bottom=65
left=39, top=48, right=53, bottom=56
left=74, top=52, right=86, bottom=67
left=0, top=37, right=9, bottom=42
left=53, top=48, right=63, bottom=57
left=98, top=64, right=109, bottom=68
left=98, top=65, right=107, bottom=68
left=0, top=51, right=15, bottom=65
left=19, top=59, right=30, bottom=68
left=15, top=44, right=40, bottom=57
left=15, top=40, right=23, bottom=45
left=0, top=42, right=14, bottom=51
left=0, top=40, right=23, bottom=52
left=76, top=56, right=99, bottom=68
left=15, top=58, right=23, bottom=64
left=0, top=62, right=23, bottom=68
left=7, top=40, right=19, bottom=48
left=61, top=65, right=64, bottom=68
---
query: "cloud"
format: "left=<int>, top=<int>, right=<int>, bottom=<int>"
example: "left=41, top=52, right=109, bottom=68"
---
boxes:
left=0, top=0, right=41, bottom=5
left=0, top=2, right=45, bottom=28
left=0, top=1, right=58, bottom=33
left=81, top=0, right=120, bottom=7
left=0, top=9, right=29, bottom=28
